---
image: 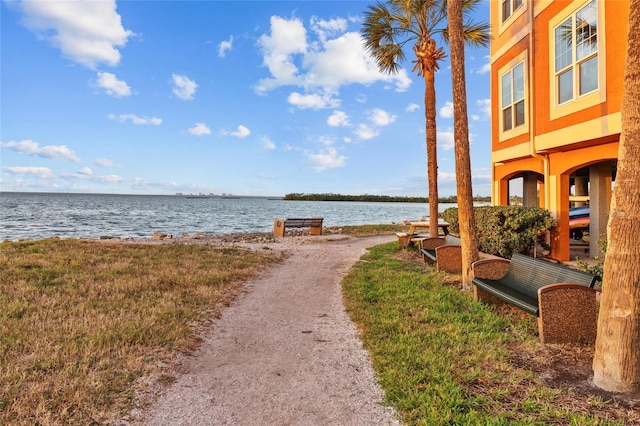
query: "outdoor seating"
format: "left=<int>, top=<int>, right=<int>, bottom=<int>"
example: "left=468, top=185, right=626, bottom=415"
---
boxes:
left=471, top=253, right=598, bottom=344
left=273, top=218, right=323, bottom=237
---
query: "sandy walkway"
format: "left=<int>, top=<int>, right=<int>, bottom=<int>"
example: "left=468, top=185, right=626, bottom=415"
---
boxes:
left=130, top=235, right=400, bottom=425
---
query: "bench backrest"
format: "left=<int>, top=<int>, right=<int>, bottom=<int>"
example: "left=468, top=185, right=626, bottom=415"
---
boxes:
left=284, top=218, right=323, bottom=228
left=502, top=253, right=597, bottom=299
left=444, top=235, right=461, bottom=246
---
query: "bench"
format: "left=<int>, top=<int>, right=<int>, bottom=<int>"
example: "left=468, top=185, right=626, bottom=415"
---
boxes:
left=471, top=253, right=598, bottom=344
left=273, top=218, right=323, bottom=237
left=419, top=235, right=462, bottom=273
left=395, top=233, right=429, bottom=249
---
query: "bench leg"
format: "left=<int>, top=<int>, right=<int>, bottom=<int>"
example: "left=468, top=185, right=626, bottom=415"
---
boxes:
left=538, top=286, right=598, bottom=344
left=309, top=225, right=322, bottom=235
left=397, top=235, right=412, bottom=249
left=273, top=219, right=286, bottom=237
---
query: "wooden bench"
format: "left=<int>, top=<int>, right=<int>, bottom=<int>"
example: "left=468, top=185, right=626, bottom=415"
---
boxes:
left=273, top=218, right=323, bottom=237
left=471, top=253, right=598, bottom=344
left=419, top=234, right=462, bottom=273
left=419, top=235, right=501, bottom=273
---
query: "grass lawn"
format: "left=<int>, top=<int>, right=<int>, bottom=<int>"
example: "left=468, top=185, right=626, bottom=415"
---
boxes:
left=342, top=242, right=638, bottom=425
left=0, top=238, right=283, bottom=424
left=2, top=228, right=637, bottom=425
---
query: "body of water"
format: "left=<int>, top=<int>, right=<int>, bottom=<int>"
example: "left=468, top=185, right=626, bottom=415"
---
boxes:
left=0, top=192, right=456, bottom=241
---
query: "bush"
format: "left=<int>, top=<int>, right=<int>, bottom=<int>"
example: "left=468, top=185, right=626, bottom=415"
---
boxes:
left=442, top=206, right=556, bottom=258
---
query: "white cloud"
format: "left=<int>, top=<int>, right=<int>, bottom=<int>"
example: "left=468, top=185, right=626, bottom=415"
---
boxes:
left=95, top=158, right=114, bottom=167
left=14, top=0, right=133, bottom=69
left=218, top=35, right=233, bottom=58
left=261, top=136, right=276, bottom=150
left=439, top=101, right=454, bottom=119
left=230, top=125, right=250, bottom=138
left=255, top=17, right=412, bottom=95
left=475, top=56, right=491, bottom=74
left=288, top=92, right=339, bottom=110
left=437, top=128, right=455, bottom=150
left=255, top=16, right=308, bottom=93
left=318, top=135, right=336, bottom=146
left=61, top=170, right=123, bottom=183
left=310, top=16, right=347, bottom=43
left=353, top=124, right=379, bottom=140
left=2, top=166, right=55, bottom=179
left=187, top=123, right=211, bottom=136
left=437, top=170, right=457, bottom=184
left=1, top=139, right=80, bottom=162
left=369, top=108, right=396, bottom=126
left=108, top=113, right=162, bottom=125
left=477, top=63, right=491, bottom=74
left=95, top=72, right=131, bottom=97
left=406, top=103, right=420, bottom=112
left=476, top=98, right=491, bottom=119
left=172, top=74, right=197, bottom=100
left=306, top=147, right=346, bottom=171
left=327, top=110, right=350, bottom=127
left=303, top=32, right=411, bottom=92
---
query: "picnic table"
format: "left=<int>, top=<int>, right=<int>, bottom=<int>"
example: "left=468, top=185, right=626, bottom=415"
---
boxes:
left=396, top=221, right=450, bottom=248
left=406, top=221, right=450, bottom=235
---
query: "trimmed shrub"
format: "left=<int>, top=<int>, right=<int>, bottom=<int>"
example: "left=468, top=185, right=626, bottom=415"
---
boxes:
left=442, top=206, right=556, bottom=258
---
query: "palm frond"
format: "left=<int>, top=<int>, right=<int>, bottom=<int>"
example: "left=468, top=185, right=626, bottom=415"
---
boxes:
left=361, top=0, right=490, bottom=74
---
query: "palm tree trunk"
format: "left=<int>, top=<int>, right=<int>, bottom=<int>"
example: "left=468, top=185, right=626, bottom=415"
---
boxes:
left=447, top=0, right=479, bottom=289
left=425, top=68, right=439, bottom=238
left=592, top=0, right=640, bottom=393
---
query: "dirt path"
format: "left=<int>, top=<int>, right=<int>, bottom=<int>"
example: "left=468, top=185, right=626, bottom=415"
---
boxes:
left=130, top=235, right=400, bottom=425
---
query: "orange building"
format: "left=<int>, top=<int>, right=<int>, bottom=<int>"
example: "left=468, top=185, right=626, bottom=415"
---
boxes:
left=490, top=0, right=629, bottom=261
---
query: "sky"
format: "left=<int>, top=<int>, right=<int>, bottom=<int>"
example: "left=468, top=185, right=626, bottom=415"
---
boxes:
left=1, top=0, right=493, bottom=197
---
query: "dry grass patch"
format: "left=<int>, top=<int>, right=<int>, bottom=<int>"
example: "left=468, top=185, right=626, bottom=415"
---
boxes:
left=0, top=238, right=283, bottom=424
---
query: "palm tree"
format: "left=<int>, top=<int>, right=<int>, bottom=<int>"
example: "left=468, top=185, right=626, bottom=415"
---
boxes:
left=447, top=0, right=479, bottom=290
left=362, top=0, right=489, bottom=237
left=592, top=0, right=640, bottom=393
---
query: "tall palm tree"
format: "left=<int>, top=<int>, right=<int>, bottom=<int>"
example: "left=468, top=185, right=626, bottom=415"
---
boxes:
left=362, top=0, right=489, bottom=237
left=592, top=0, right=640, bottom=393
left=447, top=0, right=479, bottom=290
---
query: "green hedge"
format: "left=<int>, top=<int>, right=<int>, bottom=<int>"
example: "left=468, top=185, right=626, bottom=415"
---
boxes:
left=442, top=206, right=556, bottom=258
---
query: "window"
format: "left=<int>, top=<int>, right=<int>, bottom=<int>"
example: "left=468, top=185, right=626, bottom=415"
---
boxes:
left=501, top=0, right=523, bottom=23
left=554, top=0, right=598, bottom=105
left=501, top=62, right=525, bottom=132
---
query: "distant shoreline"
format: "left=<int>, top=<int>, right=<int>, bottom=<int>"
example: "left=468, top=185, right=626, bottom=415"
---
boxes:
left=283, top=193, right=492, bottom=204
left=0, top=191, right=494, bottom=204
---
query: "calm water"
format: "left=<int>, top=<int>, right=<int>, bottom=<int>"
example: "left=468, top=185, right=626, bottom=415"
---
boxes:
left=0, top=192, right=455, bottom=241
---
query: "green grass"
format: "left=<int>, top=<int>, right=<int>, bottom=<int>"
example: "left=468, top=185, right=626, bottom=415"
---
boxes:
left=2, top=229, right=635, bottom=425
left=330, top=223, right=407, bottom=236
left=342, top=242, right=631, bottom=425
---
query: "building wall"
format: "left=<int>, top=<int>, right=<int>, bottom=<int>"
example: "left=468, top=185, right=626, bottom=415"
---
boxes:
left=490, top=0, right=629, bottom=260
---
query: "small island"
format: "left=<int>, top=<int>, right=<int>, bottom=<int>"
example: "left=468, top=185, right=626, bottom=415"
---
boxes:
left=283, top=193, right=492, bottom=203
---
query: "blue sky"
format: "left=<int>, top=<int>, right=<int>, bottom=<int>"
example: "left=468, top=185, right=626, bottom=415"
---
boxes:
left=1, top=0, right=492, bottom=197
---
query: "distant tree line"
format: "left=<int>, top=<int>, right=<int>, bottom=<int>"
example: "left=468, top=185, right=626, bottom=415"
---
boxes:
left=283, top=193, right=491, bottom=203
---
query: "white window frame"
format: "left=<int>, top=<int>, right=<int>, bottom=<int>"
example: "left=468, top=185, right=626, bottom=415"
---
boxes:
left=501, top=0, right=524, bottom=23
left=498, top=52, right=529, bottom=141
left=501, top=62, right=526, bottom=132
left=553, top=0, right=598, bottom=106
left=549, top=0, right=606, bottom=120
